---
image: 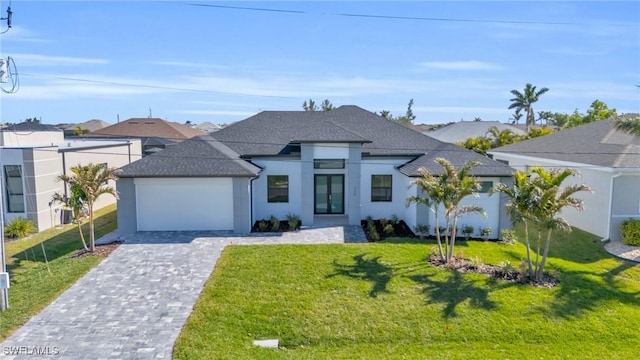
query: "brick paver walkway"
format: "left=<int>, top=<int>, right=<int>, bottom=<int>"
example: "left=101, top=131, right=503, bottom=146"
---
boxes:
left=0, top=226, right=366, bottom=359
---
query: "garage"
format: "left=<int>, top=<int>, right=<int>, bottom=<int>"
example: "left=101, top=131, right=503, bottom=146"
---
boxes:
left=135, top=177, right=234, bottom=231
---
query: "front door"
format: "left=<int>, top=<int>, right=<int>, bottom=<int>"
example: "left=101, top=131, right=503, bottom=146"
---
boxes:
left=314, top=174, right=344, bottom=214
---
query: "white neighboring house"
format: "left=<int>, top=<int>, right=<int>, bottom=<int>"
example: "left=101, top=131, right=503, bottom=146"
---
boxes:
left=117, top=106, right=514, bottom=237
left=0, top=123, right=142, bottom=231
left=489, top=117, right=640, bottom=241
left=426, top=120, right=526, bottom=144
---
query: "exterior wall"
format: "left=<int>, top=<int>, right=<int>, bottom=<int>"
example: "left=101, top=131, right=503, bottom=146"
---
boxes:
left=27, top=148, right=65, bottom=231
left=610, top=173, right=640, bottom=241
left=232, top=177, right=253, bottom=233
left=62, top=141, right=142, bottom=211
left=360, top=158, right=414, bottom=222
left=116, top=177, right=137, bottom=235
left=251, top=158, right=303, bottom=222
left=491, top=152, right=610, bottom=239
left=0, top=130, right=64, bottom=147
left=1, top=149, right=28, bottom=226
left=346, top=144, right=361, bottom=225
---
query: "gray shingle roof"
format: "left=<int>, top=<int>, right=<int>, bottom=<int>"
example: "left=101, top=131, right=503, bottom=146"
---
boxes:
left=210, top=105, right=513, bottom=176
left=119, top=135, right=261, bottom=177
left=490, top=117, right=640, bottom=168
left=398, top=142, right=515, bottom=177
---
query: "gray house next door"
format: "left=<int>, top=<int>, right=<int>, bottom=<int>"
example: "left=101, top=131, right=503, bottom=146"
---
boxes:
left=314, top=174, right=344, bottom=214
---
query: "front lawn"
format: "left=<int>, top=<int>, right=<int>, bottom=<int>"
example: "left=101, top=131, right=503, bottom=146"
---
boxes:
left=0, top=205, right=117, bottom=340
left=175, top=227, right=640, bottom=359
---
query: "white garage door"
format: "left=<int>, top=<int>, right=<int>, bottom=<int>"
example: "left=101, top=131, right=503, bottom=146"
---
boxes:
left=135, top=178, right=234, bottom=231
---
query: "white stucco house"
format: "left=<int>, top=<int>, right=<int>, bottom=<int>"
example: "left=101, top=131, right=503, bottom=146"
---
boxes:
left=1, top=123, right=142, bottom=231
left=489, top=117, right=640, bottom=241
left=117, top=106, right=514, bottom=237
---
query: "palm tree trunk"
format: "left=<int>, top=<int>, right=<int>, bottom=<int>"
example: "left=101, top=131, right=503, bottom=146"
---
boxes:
left=536, top=229, right=554, bottom=281
left=77, top=219, right=89, bottom=252
left=89, top=206, right=95, bottom=252
left=449, top=215, right=459, bottom=262
left=434, top=210, right=445, bottom=261
left=523, top=222, right=534, bottom=278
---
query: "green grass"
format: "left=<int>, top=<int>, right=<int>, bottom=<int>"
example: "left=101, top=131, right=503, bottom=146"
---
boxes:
left=174, top=226, right=640, bottom=359
left=0, top=205, right=117, bottom=340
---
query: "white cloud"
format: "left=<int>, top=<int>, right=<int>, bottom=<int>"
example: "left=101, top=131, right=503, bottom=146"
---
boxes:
left=417, top=106, right=509, bottom=115
left=12, top=54, right=109, bottom=66
left=148, top=61, right=231, bottom=70
left=420, top=61, right=503, bottom=71
left=1, top=26, right=51, bottom=43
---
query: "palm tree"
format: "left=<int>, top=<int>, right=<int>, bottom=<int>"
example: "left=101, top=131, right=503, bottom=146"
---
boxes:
left=491, top=171, right=539, bottom=278
left=51, top=184, right=89, bottom=251
left=508, top=83, right=549, bottom=131
left=57, top=163, right=120, bottom=252
left=615, top=116, right=640, bottom=137
left=530, top=167, right=592, bottom=281
left=486, top=125, right=518, bottom=148
left=408, top=158, right=485, bottom=262
left=493, top=167, right=591, bottom=281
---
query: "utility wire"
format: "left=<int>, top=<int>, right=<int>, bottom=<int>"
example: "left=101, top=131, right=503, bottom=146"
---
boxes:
left=18, top=73, right=299, bottom=99
left=184, top=3, right=636, bottom=27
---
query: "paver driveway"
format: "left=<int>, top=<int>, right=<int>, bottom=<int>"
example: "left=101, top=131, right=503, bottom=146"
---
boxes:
left=0, top=226, right=366, bottom=359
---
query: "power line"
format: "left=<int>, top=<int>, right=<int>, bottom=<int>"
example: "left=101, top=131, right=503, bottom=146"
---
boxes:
left=184, top=3, right=636, bottom=27
left=18, top=73, right=299, bottom=99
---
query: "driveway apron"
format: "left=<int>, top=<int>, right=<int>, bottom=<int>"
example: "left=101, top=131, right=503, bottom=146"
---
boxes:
left=0, top=226, right=366, bottom=359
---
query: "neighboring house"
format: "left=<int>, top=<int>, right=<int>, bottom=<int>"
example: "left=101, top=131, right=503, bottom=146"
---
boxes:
left=91, top=118, right=205, bottom=156
left=118, top=106, right=514, bottom=236
left=489, top=117, right=640, bottom=241
left=195, top=121, right=224, bottom=134
left=58, top=119, right=111, bottom=136
left=0, top=123, right=142, bottom=231
left=427, top=121, right=526, bottom=144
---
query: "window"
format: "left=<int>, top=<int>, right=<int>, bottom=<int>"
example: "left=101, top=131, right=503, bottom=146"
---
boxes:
left=5, top=165, right=25, bottom=212
left=371, top=175, right=392, bottom=202
left=314, top=159, right=345, bottom=169
left=479, top=181, right=493, bottom=193
left=268, top=175, right=289, bottom=203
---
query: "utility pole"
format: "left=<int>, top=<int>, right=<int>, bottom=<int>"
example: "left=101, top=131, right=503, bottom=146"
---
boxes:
left=0, top=1, right=16, bottom=311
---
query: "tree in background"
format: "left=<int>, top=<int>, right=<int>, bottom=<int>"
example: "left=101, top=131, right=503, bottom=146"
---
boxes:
left=563, top=100, right=617, bottom=128
left=510, top=110, right=523, bottom=125
left=57, top=163, right=120, bottom=252
left=615, top=116, right=640, bottom=137
left=380, top=99, right=416, bottom=127
left=508, top=83, right=549, bottom=131
left=302, top=99, right=335, bottom=111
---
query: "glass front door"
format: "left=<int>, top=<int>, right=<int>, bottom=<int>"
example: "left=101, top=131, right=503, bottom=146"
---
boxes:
left=314, top=174, right=344, bottom=214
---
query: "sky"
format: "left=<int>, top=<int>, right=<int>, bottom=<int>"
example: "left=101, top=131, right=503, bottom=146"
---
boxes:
left=0, top=1, right=638, bottom=126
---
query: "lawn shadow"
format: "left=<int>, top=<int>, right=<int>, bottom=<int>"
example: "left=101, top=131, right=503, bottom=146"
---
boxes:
left=327, top=253, right=426, bottom=298
left=409, top=270, right=500, bottom=318
left=540, top=261, right=640, bottom=318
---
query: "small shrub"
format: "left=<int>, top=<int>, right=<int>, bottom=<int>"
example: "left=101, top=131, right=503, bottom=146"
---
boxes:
left=270, top=215, right=280, bottom=232
left=462, top=225, right=474, bottom=239
left=470, top=255, right=484, bottom=270
left=390, top=214, right=399, bottom=225
left=4, top=217, right=36, bottom=239
left=437, top=226, right=447, bottom=235
left=369, top=227, right=380, bottom=241
left=414, top=224, right=430, bottom=239
left=620, top=218, right=640, bottom=246
left=286, top=213, right=300, bottom=231
left=383, top=223, right=394, bottom=236
left=499, top=229, right=517, bottom=245
left=479, top=226, right=493, bottom=240
left=379, top=218, right=388, bottom=226
left=258, top=220, right=269, bottom=232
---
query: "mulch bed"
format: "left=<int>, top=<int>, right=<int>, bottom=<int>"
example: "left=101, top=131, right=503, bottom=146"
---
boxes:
left=428, top=254, right=559, bottom=288
left=71, top=241, right=124, bottom=259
